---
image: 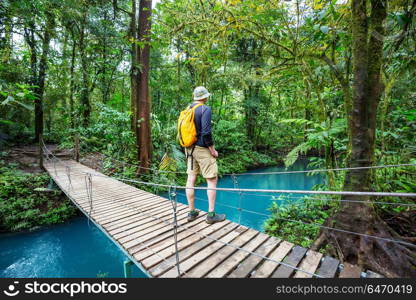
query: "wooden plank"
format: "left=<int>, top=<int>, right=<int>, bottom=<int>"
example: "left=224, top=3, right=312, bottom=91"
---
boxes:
left=103, top=204, right=173, bottom=231
left=160, top=225, right=248, bottom=278
left=92, top=202, right=167, bottom=225
left=339, top=262, right=362, bottom=278
left=74, top=189, right=151, bottom=205
left=141, top=221, right=232, bottom=269
left=293, top=250, right=323, bottom=278
left=131, top=215, right=210, bottom=260
left=107, top=205, right=178, bottom=235
left=150, top=223, right=238, bottom=277
left=45, top=160, right=361, bottom=280
left=89, top=196, right=164, bottom=220
left=66, top=186, right=143, bottom=200
left=67, top=182, right=141, bottom=196
left=98, top=203, right=174, bottom=229
left=97, top=204, right=174, bottom=228
left=81, top=198, right=161, bottom=217
left=205, top=233, right=269, bottom=278
left=112, top=207, right=188, bottom=239
left=366, top=270, right=383, bottom=278
left=92, top=202, right=172, bottom=216
left=85, top=195, right=161, bottom=216
left=271, top=246, right=308, bottom=278
left=95, top=200, right=176, bottom=225
left=122, top=213, right=207, bottom=250
left=59, top=177, right=141, bottom=193
left=183, top=229, right=259, bottom=278
left=109, top=206, right=184, bottom=237
left=252, top=241, right=294, bottom=278
left=316, top=256, right=340, bottom=278
left=227, top=237, right=281, bottom=278
left=73, top=194, right=150, bottom=211
left=116, top=209, right=189, bottom=243
left=75, top=190, right=155, bottom=207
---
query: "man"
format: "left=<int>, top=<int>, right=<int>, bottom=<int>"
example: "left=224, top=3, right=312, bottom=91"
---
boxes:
left=185, top=86, right=226, bottom=224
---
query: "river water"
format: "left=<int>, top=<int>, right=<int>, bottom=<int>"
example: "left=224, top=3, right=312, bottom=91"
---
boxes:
left=0, top=160, right=322, bottom=278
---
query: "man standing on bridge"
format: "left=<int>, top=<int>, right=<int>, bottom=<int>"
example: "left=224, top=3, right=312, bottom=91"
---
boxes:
left=180, top=86, right=226, bottom=224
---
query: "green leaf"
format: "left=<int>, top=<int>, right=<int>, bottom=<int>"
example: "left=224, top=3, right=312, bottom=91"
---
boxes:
left=320, top=25, right=329, bottom=34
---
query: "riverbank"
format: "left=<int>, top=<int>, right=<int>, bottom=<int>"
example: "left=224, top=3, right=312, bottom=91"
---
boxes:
left=0, top=153, right=78, bottom=233
left=1, top=159, right=321, bottom=278
left=0, top=144, right=287, bottom=233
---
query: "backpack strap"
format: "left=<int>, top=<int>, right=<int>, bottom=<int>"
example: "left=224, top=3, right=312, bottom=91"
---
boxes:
left=186, top=144, right=196, bottom=170
left=190, top=102, right=203, bottom=111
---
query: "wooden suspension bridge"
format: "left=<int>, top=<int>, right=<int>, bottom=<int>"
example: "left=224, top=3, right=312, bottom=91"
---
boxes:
left=42, top=158, right=384, bottom=278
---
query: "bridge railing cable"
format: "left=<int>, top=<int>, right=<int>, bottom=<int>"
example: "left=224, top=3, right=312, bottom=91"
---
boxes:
left=97, top=151, right=416, bottom=177
left=41, top=145, right=188, bottom=277
left=41, top=143, right=416, bottom=278
left=77, top=172, right=416, bottom=248
left=43, top=151, right=321, bottom=277
left=59, top=172, right=322, bottom=277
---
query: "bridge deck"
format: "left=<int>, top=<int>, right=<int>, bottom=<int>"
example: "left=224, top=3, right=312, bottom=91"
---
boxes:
left=43, top=160, right=374, bottom=278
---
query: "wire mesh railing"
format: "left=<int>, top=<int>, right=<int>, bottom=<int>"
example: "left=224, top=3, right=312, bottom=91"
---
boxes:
left=40, top=139, right=416, bottom=278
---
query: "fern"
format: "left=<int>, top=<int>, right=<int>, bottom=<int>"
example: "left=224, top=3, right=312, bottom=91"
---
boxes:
left=284, top=142, right=313, bottom=168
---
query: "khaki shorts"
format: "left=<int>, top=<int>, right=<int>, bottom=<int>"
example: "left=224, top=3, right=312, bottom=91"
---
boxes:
left=186, top=146, right=218, bottom=179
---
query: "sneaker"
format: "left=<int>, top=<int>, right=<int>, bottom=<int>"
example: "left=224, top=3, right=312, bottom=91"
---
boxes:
left=187, top=210, right=199, bottom=222
left=206, top=213, right=226, bottom=224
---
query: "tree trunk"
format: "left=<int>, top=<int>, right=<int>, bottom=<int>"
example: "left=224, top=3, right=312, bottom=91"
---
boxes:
left=24, top=13, right=53, bottom=142
left=69, top=29, right=77, bottom=129
left=2, top=16, right=13, bottom=63
left=135, top=0, right=152, bottom=171
left=79, top=9, right=91, bottom=128
left=314, top=0, right=416, bottom=277
left=130, top=0, right=138, bottom=133
left=34, top=12, right=54, bottom=141
left=24, top=22, right=38, bottom=141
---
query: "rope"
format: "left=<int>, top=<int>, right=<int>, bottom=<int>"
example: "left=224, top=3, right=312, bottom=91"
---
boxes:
left=191, top=195, right=416, bottom=248
left=43, top=157, right=416, bottom=207
left=53, top=171, right=184, bottom=277
left=66, top=165, right=72, bottom=191
left=169, top=186, right=181, bottom=277
left=52, top=166, right=319, bottom=277
left=43, top=144, right=416, bottom=200
left=48, top=164, right=415, bottom=278
left=231, top=174, right=243, bottom=224
left=226, top=191, right=416, bottom=207
left=71, top=176, right=322, bottom=278
left=84, top=173, right=93, bottom=227
left=94, top=175, right=416, bottom=198
left=42, top=144, right=416, bottom=277
left=98, top=151, right=416, bottom=177
left=230, top=163, right=416, bottom=176
left=81, top=172, right=416, bottom=256
left=62, top=172, right=189, bottom=276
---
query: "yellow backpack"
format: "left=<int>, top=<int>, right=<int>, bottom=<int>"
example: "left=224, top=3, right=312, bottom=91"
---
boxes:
left=177, top=103, right=203, bottom=147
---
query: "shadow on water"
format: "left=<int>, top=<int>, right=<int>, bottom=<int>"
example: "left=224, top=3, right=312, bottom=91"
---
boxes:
left=0, top=159, right=322, bottom=278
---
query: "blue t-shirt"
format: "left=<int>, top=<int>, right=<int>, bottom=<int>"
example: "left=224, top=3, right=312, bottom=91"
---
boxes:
left=189, top=102, right=214, bottom=148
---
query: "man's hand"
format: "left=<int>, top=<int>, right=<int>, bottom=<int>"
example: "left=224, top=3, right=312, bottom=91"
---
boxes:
left=211, top=149, right=218, bottom=158
left=208, top=146, right=218, bottom=158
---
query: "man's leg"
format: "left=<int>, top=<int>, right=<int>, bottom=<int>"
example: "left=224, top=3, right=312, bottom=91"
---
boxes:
left=186, top=174, right=197, bottom=211
left=206, top=176, right=225, bottom=224
left=186, top=173, right=199, bottom=222
left=206, top=176, right=218, bottom=212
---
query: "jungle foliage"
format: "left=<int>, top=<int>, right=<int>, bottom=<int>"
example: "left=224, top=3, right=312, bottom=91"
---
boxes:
left=0, top=159, right=77, bottom=232
left=1, top=0, right=415, bottom=276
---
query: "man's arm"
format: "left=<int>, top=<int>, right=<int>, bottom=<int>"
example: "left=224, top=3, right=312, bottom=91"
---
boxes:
left=201, top=106, right=218, bottom=157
